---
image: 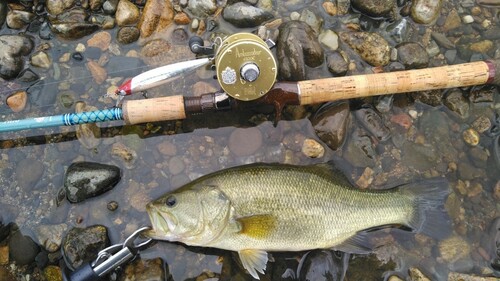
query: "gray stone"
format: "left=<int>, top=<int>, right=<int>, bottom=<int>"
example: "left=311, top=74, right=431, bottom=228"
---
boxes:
left=30, top=51, right=52, bottom=69
left=36, top=224, right=68, bottom=253
left=277, top=20, right=324, bottom=81
left=444, top=89, right=469, bottom=119
left=396, top=42, right=429, bottom=69
left=326, top=51, right=349, bottom=76
left=299, top=8, right=323, bottom=33
left=0, top=35, right=35, bottom=80
left=223, top=2, right=274, bottom=28
left=431, top=32, right=455, bottom=49
left=64, top=162, right=121, bottom=203
left=15, top=157, right=44, bottom=190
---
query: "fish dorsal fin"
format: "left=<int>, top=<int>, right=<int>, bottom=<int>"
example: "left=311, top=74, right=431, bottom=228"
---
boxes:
left=238, top=249, right=268, bottom=280
left=332, top=231, right=374, bottom=254
left=237, top=214, right=276, bottom=239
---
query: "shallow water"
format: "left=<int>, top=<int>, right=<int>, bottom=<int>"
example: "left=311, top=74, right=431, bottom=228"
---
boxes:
left=0, top=0, right=499, bottom=280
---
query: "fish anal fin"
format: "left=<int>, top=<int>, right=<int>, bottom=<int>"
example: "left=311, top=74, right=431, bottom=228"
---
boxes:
left=238, top=249, right=268, bottom=280
left=333, top=231, right=375, bottom=254
left=237, top=214, right=276, bottom=239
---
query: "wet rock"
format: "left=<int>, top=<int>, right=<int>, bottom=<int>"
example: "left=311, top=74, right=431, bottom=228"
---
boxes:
left=223, top=2, right=274, bottom=28
left=49, top=8, right=99, bottom=39
left=408, top=267, right=431, bottom=281
left=107, top=201, right=118, bottom=211
left=87, top=31, right=111, bottom=51
left=0, top=245, right=7, bottom=265
left=62, top=225, right=110, bottom=269
left=444, top=89, right=469, bottom=118
left=86, top=60, right=107, bottom=84
left=326, top=51, right=349, bottom=76
left=47, top=0, right=76, bottom=16
left=277, top=21, right=324, bottom=81
left=344, top=133, right=376, bottom=167
left=138, top=0, right=174, bottom=38
left=89, top=0, right=106, bottom=10
left=116, top=0, right=140, bottom=26
left=340, top=31, right=390, bottom=67
left=6, top=9, right=35, bottom=29
left=469, top=40, right=494, bottom=54
left=111, top=142, right=138, bottom=169
left=36, top=224, right=68, bottom=253
left=311, top=102, right=350, bottom=151
left=299, top=8, right=323, bottom=33
left=117, top=26, right=140, bottom=44
left=188, top=0, right=217, bottom=17
left=64, top=162, right=121, bottom=203
left=17, top=68, right=40, bottom=82
left=351, top=0, right=394, bottom=17
left=438, top=235, right=471, bottom=263
left=345, top=254, right=395, bottom=280
left=355, top=106, right=391, bottom=142
left=31, top=51, right=52, bottom=69
left=119, top=257, right=166, bottom=281
left=168, top=156, right=185, bottom=175
left=411, top=0, right=443, bottom=24
left=140, top=39, right=171, bottom=59
left=302, top=138, right=325, bottom=158
left=431, top=32, right=455, bottom=49
left=463, top=128, right=480, bottom=146
left=319, top=29, right=339, bottom=51
left=0, top=35, right=35, bottom=80
left=411, top=90, right=443, bottom=106
left=297, top=250, right=347, bottom=281
left=397, top=42, right=429, bottom=69
left=15, top=157, right=44, bottom=189
left=469, top=85, right=496, bottom=104
left=8, top=230, right=40, bottom=265
left=229, top=127, right=263, bottom=157
left=43, top=265, right=63, bottom=281
left=0, top=2, right=7, bottom=26
left=0, top=266, right=15, bottom=280
left=6, top=91, right=28, bottom=113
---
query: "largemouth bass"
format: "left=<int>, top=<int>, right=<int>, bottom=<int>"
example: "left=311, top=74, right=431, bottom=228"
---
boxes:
left=146, top=163, right=450, bottom=279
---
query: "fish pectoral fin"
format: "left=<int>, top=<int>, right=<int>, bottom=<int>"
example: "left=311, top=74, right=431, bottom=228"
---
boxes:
left=237, top=214, right=276, bottom=239
left=238, top=249, right=268, bottom=280
left=333, top=231, right=374, bottom=254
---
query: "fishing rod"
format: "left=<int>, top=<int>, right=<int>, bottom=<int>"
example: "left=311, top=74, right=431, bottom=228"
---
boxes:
left=0, top=32, right=499, bottom=133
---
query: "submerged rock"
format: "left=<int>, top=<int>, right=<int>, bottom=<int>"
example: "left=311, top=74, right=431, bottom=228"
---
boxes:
left=277, top=21, right=324, bottom=81
left=138, top=0, right=174, bottom=38
left=444, top=89, right=469, bottom=119
left=340, top=31, right=390, bottom=67
left=311, top=101, right=350, bottom=151
left=64, top=162, right=121, bottom=203
left=62, top=225, right=110, bottom=269
left=396, top=42, right=429, bottom=69
left=119, top=257, right=167, bottom=281
left=8, top=230, right=40, bottom=265
left=223, top=2, right=274, bottom=28
left=0, top=2, right=7, bottom=26
left=354, top=106, right=391, bottom=142
left=0, top=35, right=35, bottom=80
left=351, top=0, right=394, bottom=17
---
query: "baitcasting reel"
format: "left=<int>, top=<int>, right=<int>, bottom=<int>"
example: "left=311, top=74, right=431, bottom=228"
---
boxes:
left=190, top=33, right=278, bottom=101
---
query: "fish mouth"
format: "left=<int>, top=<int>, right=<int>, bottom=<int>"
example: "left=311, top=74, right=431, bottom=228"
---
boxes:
left=146, top=203, right=178, bottom=240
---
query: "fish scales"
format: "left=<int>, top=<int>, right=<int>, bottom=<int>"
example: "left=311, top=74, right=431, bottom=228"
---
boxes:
left=201, top=165, right=413, bottom=251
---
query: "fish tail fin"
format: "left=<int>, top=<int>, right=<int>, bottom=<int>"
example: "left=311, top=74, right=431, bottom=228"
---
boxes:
left=400, top=178, right=452, bottom=240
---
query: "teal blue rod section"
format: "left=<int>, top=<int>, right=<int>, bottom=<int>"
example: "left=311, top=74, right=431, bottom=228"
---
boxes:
left=0, top=108, right=123, bottom=133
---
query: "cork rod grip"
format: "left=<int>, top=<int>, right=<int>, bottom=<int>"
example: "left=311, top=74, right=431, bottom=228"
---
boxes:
left=298, top=61, right=493, bottom=105
left=122, top=96, right=186, bottom=125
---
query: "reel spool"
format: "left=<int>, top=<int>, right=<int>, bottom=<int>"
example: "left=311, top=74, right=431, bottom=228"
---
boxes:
left=214, top=33, right=277, bottom=101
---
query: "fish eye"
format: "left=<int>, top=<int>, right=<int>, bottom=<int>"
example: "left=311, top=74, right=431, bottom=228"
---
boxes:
left=165, top=195, right=177, bottom=207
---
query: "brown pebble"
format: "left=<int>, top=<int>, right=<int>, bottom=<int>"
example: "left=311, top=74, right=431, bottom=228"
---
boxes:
left=107, top=201, right=119, bottom=211
left=86, top=60, right=107, bottom=84
left=463, top=128, right=480, bottom=146
left=6, top=91, right=28, bottom=112
left=494, top=180, right=500, bottom=201
left=87, top=31, right=111, bottom=51
left=322, top=1, right=337, bottom=16
left=174, top=12, right=191, bottom=25
left=0, top=245, right=9, bottom=265
left=228, top=127, right=262, bottom=157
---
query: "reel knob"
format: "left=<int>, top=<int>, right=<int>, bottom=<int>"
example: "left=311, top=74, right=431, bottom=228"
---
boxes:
left=214, top=33, right=277, bottom=101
